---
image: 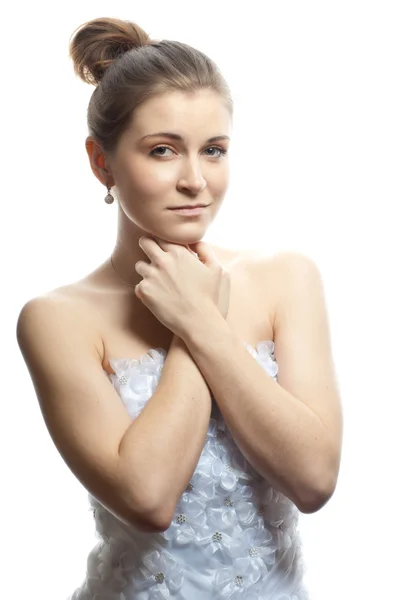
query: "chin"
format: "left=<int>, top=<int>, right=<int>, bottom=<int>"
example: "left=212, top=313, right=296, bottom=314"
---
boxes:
left=159, top=230, right=205, bottom=246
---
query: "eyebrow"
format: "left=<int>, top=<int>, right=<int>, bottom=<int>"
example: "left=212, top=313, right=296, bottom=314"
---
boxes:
left=140, top=132, right=230, bottom=143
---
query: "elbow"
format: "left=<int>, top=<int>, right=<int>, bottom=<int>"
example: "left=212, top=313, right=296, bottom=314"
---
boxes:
left=131, top=513, right=172, bottom=533
left=126, top=508, right=173, bottom=533
left=296, top=461, right=339, bottom=514
left=143, top=507, right=174, bottom=533
left=128, top=493, right=174, bottom=533
left=297, top=486, right=334, bottom=514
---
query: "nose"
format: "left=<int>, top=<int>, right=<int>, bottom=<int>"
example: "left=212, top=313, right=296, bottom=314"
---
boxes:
left=177, top=158, right=207, bottom=194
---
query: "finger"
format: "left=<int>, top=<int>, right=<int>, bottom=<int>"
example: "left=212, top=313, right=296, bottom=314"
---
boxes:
left=134, top=260, right=151, bottom=277
left=138, top=236, right=167, bottom=261
left=143, top=235, right=184, bottom=254
left=151, top=237, right=176, bottom=252
left=154, top=237, right=196, bottom=257
left=188, top=241, right=218, bottom=267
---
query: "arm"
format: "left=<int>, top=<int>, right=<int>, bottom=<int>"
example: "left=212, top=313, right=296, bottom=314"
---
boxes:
left=118, top=333, right=213, bottom=526
left=180, top=253, right=343, bottom=514
left=16, top=296, right=212, bottom=533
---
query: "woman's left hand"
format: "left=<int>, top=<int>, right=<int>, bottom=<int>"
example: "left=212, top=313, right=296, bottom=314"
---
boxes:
left=134, top=236, right=228, bottom=338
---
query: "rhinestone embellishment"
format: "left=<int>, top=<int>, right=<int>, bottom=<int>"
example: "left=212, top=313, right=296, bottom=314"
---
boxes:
left=226, top=464, right=234, bottom=472
left=249, top=546, right=260, bottom=557
left=154, top=572, right=165, bottom=584
left=224, top=497, right=234, bottom=507
left=257, top=506, right=265, bottom=515
left=212, top=531, right=223, bottom=542
left=118, top=375, right=128, bottom=385
left=234, top=575, right=244, bottom=586
left=176, top=514, right=187, bottom=524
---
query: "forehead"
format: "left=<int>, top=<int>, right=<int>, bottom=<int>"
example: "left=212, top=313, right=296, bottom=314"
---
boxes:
left=130, top=89, right=232, bottom=138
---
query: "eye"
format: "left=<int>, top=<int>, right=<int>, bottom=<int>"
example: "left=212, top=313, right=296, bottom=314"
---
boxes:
left=149, top=145, right=228, bottom=159
left=204, top=147, right=228, bottom=158
left=150, top=146, right=174, bottom=157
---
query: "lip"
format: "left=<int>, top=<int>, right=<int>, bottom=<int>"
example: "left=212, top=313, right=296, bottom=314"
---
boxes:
left=168, top=205, right=209, bottom=216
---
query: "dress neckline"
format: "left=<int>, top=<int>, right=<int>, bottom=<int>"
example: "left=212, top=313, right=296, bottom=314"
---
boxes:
left=108, top=339, right=275, bottom=367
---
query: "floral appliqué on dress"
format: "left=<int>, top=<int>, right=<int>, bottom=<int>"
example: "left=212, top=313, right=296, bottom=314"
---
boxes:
left=69, top=341, right=309, bottom=600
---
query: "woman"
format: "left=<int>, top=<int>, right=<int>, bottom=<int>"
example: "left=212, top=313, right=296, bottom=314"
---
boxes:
left=16, top=17, right=342, bottom=600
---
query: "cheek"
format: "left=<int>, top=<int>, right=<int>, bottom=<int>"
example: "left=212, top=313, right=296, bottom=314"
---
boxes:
left=130, top=164, right=177, bottom=191
left=210, top=166, right=229, bottom=191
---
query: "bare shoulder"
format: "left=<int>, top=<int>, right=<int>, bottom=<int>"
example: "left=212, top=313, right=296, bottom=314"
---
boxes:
left=16, top=286, right=104, bottom=363
left=207, top=243, right=317, bottom=299
left=261, top=250, right=321, bottom=281
left=208, top=243, right=316, bottom=274
left=16, top=283, right=99, bottom=320
left=245, top=249, right=321, bottom=288
left=267, top=251, right=325, bottom=316
left=241, top=249, right=323, bottom=323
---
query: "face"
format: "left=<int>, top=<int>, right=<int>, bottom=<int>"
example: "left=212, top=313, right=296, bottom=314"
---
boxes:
left=105, top=89, right=232, bottom=246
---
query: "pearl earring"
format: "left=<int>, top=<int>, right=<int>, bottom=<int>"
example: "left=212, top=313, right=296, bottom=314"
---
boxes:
left=104, top=186, right=114, bottom=204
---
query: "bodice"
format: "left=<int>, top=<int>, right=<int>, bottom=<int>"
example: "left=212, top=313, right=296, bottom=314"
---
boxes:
left=69, top=340, right=308, bottom=600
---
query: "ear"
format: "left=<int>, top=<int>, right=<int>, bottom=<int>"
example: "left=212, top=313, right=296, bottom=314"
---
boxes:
left=85, top=136, right=114, bottom=187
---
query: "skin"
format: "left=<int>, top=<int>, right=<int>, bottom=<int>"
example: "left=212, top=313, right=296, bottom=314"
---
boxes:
left=85, top=88, right=233, bottom=299
left=16, top=86, right=342, bottom=528
left=83, top=88, right=342, bottom=512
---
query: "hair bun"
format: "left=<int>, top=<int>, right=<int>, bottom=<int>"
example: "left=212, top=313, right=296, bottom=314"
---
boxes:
left=69, top=17, right=152, bottom=86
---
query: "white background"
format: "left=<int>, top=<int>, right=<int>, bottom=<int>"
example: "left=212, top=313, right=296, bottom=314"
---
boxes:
left=3, top=1, right=400, bottom=598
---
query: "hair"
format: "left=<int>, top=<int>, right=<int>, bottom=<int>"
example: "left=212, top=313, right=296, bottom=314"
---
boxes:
left=69, top=17, right=233, bottom=158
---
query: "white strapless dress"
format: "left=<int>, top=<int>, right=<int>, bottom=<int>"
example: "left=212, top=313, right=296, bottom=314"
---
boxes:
left=69, top=340, right=309, bottom=600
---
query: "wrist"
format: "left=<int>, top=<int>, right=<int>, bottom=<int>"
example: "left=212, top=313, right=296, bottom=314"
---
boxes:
left=180, top=305, right=230, bottom=350
left=169, top=333, right=188, bottom=351
left=167, top=332, right=213, bottom=399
